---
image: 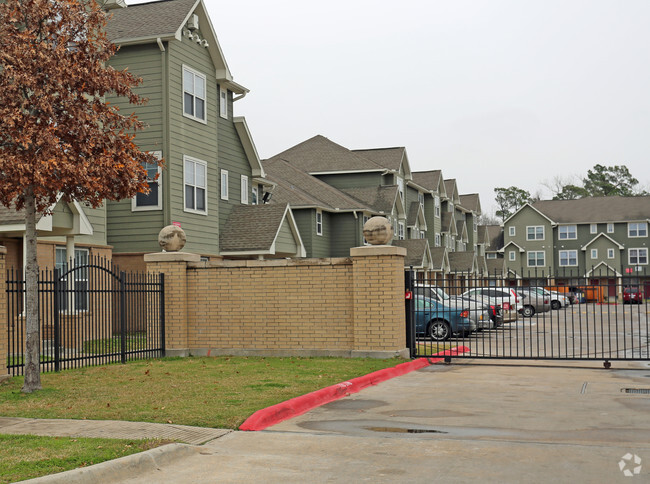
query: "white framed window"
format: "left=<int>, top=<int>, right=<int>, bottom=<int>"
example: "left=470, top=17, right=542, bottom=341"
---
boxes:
left=183, top=66, right=206, bottom=123
left=509, top=226, right=516, bottom=237
left=251, top=186, right=258, bottom=205
left=398, top=222, right=405, bottom=240
left=526, top=226, right=544, bottom=240
left=629, top=248, right=648, bottom=265
left=240, top=175, right=249, bottom=204
left=132, top=151, right=162, bottom=211
left=628, top=222, right=648, bottom=238
left=434, top=196, right=440, bottom=217
left=55, top=247, right=89, bottom=312
left=487, top=253, right=497, bottom=259
left=509, top=250, right=516, bottom=261
left=590, top=223, right=597, bottom=234
left=435, top=234, right=441, bottom=247
left=220, top=170, right=229, bottom=201
left=420, top=230, right=426, bottom=239
left=397, top=177, right=404, bottom=201
left=607, top=248, right=615, bottom=259
left=527, top=251, right=545, bottom=267
left=559, top=250, right=577, bottom=267
left=418, top=192, right=424, bottom=206
left=607, top=223, right=614, bottom=233
left=184, top=156, right=207, bottom=214
left=363, top=214, right=370, bottom=245
left=219, top=86, right=228, bottom=119
left=590, top=249, right=598, bottom=259
left=558, top=225, right=577, bottom=240
left=316, top=210, right=323, bottom=235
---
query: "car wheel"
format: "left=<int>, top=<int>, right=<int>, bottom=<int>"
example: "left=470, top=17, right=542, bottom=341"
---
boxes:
left=551, top=300, right=561, bottom=310
left=428, top=320, right=451, bottom=341
left=521, top=305, right=535, bottom=318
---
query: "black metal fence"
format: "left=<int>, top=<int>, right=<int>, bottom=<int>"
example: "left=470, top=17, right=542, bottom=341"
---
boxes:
left=6, top=257, right=165, bottom=376
left=405, top=267, right=649, bottom=364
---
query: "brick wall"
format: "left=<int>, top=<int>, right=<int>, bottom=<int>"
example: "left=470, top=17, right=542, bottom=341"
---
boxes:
left=145, top=246, right=408, bottom=358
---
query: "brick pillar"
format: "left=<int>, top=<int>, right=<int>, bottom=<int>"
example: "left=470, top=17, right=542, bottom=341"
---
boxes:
left=350, top=245, right=407, bottom=356
left=144, top=252, right=200, bottom=357
left=0, top=246, right=7, bottom=380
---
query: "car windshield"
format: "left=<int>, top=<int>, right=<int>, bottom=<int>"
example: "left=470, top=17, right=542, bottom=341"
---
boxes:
left=434, top=287, right=450, bottom=300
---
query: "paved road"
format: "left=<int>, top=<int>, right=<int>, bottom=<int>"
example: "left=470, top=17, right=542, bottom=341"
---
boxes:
left=72, top=360, right=650, bottom=484
left=418, top=303, right=649, bottom=360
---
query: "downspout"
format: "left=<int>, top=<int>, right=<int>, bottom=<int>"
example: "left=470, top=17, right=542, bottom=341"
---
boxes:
left=157, top=38, right=172, bottom=226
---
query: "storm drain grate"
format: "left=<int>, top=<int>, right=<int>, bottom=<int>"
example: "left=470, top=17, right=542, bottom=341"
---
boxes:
left=621, top=388, right=650, bottom=395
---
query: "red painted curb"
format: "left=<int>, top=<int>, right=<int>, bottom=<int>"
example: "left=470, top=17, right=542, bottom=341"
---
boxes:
left=239, top=346, right=470, bottom=431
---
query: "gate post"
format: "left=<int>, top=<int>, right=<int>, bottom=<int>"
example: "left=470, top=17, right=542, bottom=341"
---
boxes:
left=144, top=252, right=200, bottom=357
left=404, top=268, right=416, bottom=358
left=350, top=245, right=408, bottom=357
left=0, top=246, right=7, bottom=380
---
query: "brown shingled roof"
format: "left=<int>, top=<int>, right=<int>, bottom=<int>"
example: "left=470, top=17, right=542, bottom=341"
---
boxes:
left=266, top=135, right=385, bottom=173
left=219, top=203, right=290, bottom=252
left=105, top=0, right=198, bottom=42
left=459, top=194, right=481, bottom=213
left=531, top=196, right=650, bottom=223
left=352, top=147, right=405, bottom=172
left=340, top=186, right=399, bottom=214
left=412, top=170, right=443, bottom=193
left=393, top=239, right=430, bottom=268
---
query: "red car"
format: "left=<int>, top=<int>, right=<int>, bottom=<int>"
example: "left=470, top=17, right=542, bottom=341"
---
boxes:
left=623, top=286, right=644, bottom=304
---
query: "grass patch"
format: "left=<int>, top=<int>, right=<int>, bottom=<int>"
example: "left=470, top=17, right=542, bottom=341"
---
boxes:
left=0, top=356, right=399, bottom=429
left=82, top=334, right=147, bottom=355
left=7, top=355, right=53, bottom=367
left=0, top=434, right=169, bottom=484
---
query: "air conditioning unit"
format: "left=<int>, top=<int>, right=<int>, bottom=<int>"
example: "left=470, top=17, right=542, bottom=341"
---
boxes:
left=187, top=14, right=199, bottom=31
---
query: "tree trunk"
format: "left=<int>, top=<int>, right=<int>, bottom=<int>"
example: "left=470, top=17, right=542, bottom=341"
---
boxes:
left=22, top=187, right=42, bottom=393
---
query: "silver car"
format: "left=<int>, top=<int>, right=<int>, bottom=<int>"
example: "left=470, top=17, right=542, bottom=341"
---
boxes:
left=517, top=288, right=551, bottom=317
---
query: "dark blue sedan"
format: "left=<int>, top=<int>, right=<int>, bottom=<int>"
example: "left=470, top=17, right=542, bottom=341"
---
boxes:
left=415, top=296, right=476, bottom=341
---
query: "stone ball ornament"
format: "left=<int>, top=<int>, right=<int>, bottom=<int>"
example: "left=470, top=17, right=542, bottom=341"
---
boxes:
left=362, top=216, right=394, bottom=245
left=158, top=225, right=187, bottom=252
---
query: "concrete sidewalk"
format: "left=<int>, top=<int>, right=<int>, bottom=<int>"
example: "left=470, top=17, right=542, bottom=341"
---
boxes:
left=11, top=360, right=650, bottom=483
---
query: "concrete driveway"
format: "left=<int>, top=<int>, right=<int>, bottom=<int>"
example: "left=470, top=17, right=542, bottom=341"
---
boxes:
left=108, top=360, right=650, bottom=484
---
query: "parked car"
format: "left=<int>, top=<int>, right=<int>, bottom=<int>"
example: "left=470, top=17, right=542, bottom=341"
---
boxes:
left=516, top=288, right=551, bottom=317
left=461, top=287, right=522, bottom=320
left=414, top=295, right=477, bottom=341
left=623, top=286, right=644, bottom=304
left=414, top=285, right=500, bottom=329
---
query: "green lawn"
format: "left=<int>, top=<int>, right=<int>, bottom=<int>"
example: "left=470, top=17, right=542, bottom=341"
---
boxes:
left=0, top=356, right=399, bottom=429
left=0, top=434, right=169, bottom=484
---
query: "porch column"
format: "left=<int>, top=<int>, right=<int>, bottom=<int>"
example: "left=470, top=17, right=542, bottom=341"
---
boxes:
left=66, top=236, right=75, bottom=312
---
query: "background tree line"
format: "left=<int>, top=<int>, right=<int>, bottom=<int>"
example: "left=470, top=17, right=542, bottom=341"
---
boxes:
left=485, top=164, right=648, bottom=224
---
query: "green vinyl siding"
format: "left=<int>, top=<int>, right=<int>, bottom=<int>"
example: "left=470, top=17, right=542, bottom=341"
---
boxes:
left=314, top=172, right=383, bottom=190
left=275, top=220, right=298, bottom=254
left=330, top=213, right=361, bottom=257
left=217, top=85, right=253, bottom=238
left=292, top=210, right=314, bottom=256
left=106, top=43, right=167, bottom=253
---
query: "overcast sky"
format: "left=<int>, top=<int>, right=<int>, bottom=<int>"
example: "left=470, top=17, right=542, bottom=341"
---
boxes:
left=147, top=0, right=650, bottom=216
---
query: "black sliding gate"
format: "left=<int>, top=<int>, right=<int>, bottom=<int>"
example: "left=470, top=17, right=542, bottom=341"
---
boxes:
left=6, top=257, right=165, bottom=376
left=405, top=268, right=649, bottom=364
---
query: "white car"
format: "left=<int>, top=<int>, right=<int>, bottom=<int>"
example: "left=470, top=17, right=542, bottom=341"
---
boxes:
left=531, top=287, right=570, bottom=309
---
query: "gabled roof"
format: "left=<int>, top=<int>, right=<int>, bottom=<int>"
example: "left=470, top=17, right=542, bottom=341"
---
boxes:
left=503, top=202, right=556, bottom=226
left=233, top=117, right=264, bottom=178
left=105, top=0, right=245, bottom=93
left=459, top=194, right=481, bottom=214
left=580, top=233, right=624, bottom=251
left=0, top=198, right=93, bottom=237
left=440, top=211, right=457, bottom=234
left=585, top=261, right=621, bottom=278
left=411, top=170, right=443, bottom=194
left=476, top=255, right=488, bottom=276
left=448, top=251, right=477, bottom=273
left=476, top=225, right=491, bottom=246
left=406, top=202, right=426, bottom=229
left=429, top=247, right=450, bottom=272
left=456, top=220, right=468, bottom=242
left=393, top=239, right=432, bottom=270
left=500, top=241, right=525, bottom=253
left=266, top=135, right=385, bottom=174
left=352, top=147, right=411, bottom=179
left=486, top=257, right=505, bottom=276
left=532, top=196, right=650, bottom=224
left=444, top=179, right=459, bottom=203
left=482, top=225, right=504, bottom=251
left=219, top=203, right=305, bottom=257
left=263, top=159, right=371, bottom=212
left=341, top=186, right=401, bottom=216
